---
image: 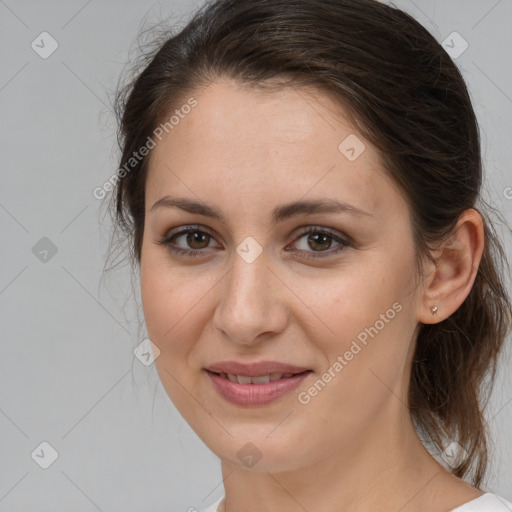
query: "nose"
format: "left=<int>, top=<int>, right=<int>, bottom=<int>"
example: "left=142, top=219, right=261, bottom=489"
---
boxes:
left=212, top=249, right=289, bottom=347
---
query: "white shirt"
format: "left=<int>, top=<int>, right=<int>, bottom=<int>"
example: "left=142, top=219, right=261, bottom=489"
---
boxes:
left=200, top=493, right=512, bottom=512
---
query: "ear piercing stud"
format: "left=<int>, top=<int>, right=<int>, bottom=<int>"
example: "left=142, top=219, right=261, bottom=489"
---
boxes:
left=431, top=305, right=439, bottom=315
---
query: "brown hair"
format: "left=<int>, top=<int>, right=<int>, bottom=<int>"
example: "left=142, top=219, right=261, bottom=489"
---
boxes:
left=106, top=0, right=512, bottom=488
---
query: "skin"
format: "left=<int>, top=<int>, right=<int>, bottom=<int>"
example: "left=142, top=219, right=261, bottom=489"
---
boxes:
left=140, top=77, right=485, bottom=512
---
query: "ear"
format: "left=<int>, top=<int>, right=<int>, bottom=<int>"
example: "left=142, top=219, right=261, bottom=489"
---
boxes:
left=417, top=208, right=485, bottom=324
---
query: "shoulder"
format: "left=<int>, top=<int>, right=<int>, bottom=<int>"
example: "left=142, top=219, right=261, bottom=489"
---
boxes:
left=196, top=494, right=512, bottom=512
left=450, top=493, right=512, bottom=512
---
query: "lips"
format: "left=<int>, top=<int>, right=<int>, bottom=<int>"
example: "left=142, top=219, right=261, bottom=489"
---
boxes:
left=205, top=368, right=313, bottom=406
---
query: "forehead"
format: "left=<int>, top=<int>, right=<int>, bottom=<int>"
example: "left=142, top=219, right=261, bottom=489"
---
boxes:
left=145, top=78, right=399, bottom=222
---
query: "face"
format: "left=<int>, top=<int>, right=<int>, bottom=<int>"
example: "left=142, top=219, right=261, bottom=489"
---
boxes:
left=140, top=77, right=423, bottom=472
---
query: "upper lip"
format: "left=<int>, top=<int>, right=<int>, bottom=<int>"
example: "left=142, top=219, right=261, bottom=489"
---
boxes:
left=205, top=361, right=312, bottom=377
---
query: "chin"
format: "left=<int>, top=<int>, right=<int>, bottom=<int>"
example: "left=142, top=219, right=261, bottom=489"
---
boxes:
left=199, top=427, right=309, bottom=473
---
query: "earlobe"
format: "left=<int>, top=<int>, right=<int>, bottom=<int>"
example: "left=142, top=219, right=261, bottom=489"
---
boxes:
left=417, top=209, right=485, bottom=325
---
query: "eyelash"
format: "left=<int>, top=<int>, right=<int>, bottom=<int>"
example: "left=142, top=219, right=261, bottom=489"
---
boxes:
left=156, top=224, right=351, bottom=259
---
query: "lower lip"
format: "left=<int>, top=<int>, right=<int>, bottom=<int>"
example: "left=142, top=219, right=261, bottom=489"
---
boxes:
left=205, top=370, right=312, bottom=407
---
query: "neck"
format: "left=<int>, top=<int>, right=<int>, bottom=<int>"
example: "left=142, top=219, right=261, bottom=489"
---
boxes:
left=218, top=401, right=454, bottom=512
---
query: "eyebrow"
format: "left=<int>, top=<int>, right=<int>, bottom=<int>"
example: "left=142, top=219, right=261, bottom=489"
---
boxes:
left=150, top=196, right=373, bottom=224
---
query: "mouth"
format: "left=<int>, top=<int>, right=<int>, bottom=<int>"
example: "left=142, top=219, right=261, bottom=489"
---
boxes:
left=204, top=367, right=314, bottom=407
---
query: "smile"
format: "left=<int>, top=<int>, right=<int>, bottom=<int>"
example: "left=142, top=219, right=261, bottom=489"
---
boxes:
left=205, top=369, right=313, bottom=406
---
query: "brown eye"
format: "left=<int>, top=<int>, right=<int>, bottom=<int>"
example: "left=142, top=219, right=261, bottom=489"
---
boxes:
left=288, top=226, right=350, bottom=259
left=305, top=232, right=333, bottom=251
left=156, top=226, right=220, bottom=257
left=184, top=231, right=211, bottom=250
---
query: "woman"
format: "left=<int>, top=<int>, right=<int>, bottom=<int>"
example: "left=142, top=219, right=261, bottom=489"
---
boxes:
left=107, top=0, right=512, bottom=510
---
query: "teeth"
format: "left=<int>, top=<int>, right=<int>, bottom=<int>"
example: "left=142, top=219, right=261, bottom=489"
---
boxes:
left=220, top=372, right=296, bottom=384
left=252, top=375, right=271, bottom=384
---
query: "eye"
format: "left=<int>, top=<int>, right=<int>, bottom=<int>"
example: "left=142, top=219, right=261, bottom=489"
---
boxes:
left=156, top=224, right=351, bottom=259
left=286, top=226, right=350, bottom=259
left=156, top=225, right=220, bottom=257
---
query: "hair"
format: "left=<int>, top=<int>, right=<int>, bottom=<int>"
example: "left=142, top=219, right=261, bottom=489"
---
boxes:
left=106, top=0, right=512, bottom=488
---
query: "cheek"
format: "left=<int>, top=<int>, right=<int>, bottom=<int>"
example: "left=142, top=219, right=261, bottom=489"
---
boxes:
left=140, top=258, right=207, bottom=409
left=305, top=259, right=414, bottom=404
left=140, top=251, right=218, bottom=366
left=140, top=252, right=190, bottom=352
left=308, top=263, right=404, bottom=347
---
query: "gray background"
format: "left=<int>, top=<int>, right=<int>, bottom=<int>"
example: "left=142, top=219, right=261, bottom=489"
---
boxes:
left=1, top=1, right=511, bottom=510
